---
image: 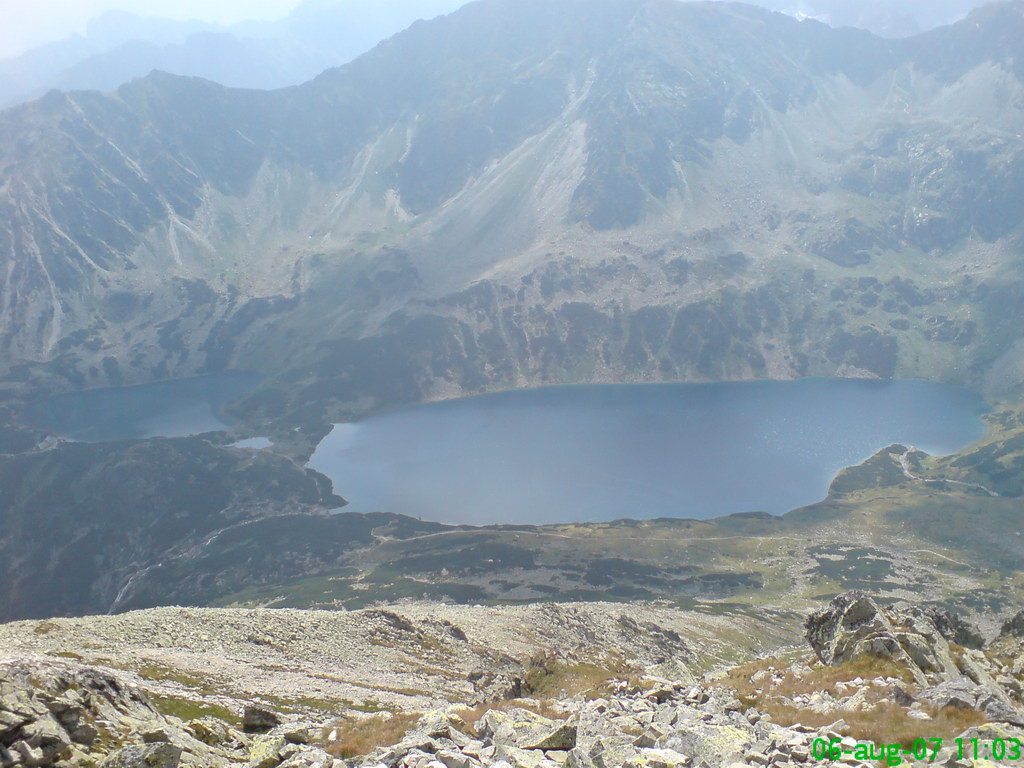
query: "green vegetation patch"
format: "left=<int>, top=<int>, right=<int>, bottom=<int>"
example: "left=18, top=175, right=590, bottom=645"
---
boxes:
left=151, top=695, right=240, bottom=726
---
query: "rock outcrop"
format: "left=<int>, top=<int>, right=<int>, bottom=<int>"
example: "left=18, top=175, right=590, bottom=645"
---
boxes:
left=806, top=592, right=966, bottom=683
left=0, top=658, right=250, bottom=767
left=805, top=592, right=1024, bottom=728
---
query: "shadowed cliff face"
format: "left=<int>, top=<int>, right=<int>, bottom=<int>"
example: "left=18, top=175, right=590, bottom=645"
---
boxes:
left=0, top=0, right=1023, bottom=423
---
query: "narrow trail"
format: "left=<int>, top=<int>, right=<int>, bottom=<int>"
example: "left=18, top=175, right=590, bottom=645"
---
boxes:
left=904, top=549, right=975, bottom=569
left=896, top=447, right=1001, bottom=498
left=376, top=527, right=813, bottom=547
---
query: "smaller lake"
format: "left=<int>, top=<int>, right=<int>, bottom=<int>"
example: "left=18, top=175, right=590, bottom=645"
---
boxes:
left=308, top=380, right=989, bottom=525
left=21, top=371, right=259, bottom=442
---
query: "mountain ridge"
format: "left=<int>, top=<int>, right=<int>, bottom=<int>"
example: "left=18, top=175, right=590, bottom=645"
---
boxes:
left=0, top=0, right=1022, bottom=439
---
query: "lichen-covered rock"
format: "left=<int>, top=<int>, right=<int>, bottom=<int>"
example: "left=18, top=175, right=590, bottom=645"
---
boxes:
left=477, top=709, right=576, bottom=751
left=805, top=592, right=897, bottom=666
left=493, top=743, right=558, bottom=767
left=277, top=746, right=335, bottom=767
left=1, top=660, right=158, bottom=766
left=915, top=606, right=984, bottom=650
left=570, top=735, right=638, bottom=768
left=659, top=720, right=751, bottom=768
left=622, top=747, right=691, bottom=768
left=248, top=732, right=287, bottom=768
left=0, top=659, right=249, bottom=767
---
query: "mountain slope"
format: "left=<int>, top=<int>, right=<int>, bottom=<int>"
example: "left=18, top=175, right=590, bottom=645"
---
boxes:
left=0, top=437, right=345, bottom=620
left=0, top=0, right=1022, bottom=434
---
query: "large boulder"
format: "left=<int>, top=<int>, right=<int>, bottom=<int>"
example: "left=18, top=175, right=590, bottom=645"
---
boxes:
left=477, top=709, right=576, bottom=751
left=248, top=732, right=287, bottom=768
left=1000, top=609, right=1024, bottom=639
left=917, top=679, right=1024, bottom=727
left=622, top=747, right=691, bottom=768
left=804, top=592, right=960, bottom=683
left=243, top=706, right=282, bottom=734
left=805, top=592, right=898, bottom=666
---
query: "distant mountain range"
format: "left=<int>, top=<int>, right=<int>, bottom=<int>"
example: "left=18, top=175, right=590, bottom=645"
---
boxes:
left=0, top=0, right=467, bottom=108
left=748, top=0, right=993, bottom=37
left=2, top=0, right=1023, bottom=442
left=0, top=0, right=996, bottom=110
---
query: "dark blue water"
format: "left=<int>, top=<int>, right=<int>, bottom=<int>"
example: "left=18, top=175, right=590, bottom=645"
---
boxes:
left=308, top=379, right=989, bottom=525
left=22, top=372, right=259, bottom=442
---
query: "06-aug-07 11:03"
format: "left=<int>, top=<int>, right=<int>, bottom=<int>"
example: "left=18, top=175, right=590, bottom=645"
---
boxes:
left=812, top=736, right=1024, bottom=765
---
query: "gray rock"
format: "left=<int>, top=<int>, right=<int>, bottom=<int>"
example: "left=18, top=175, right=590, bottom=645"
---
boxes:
left=803, top=592, right=962, bottom=683
left=100, top=743, right=183, bottom=768
left=284, top=726, right=313, bottom=745
left=278, top=747, right=334, bottom=768
left=244, top=706, right=283, bottom=733
left=581, top=736, right=639, bottom=768
left=914, top=606, right=984, bottom=650
left=918, top=679, right=1024, bottom=726
left=1000, top=609, right=1024, bottom=639
left=467, top=670, right=524, bottom=704
left=248, top=732, right=287, bottom=768
left=434, top=750, right=475, bottom=768
left=70, top=722, right=99, bottom=746
left=11, top=740, right=45, bottom=767
left=623, top=747, right=691, bottom=767
left=478, top=709, right=576, bottom=751
left=493, top=743, right=555, bottom=767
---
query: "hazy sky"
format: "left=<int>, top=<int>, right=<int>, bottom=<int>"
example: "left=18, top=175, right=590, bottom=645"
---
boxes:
left=0, top=0, right=303, bottom=57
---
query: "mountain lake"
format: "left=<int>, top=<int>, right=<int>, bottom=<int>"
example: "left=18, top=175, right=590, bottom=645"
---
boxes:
left=21, top=371, right=259, bottom=442
left=308, top=379, right=989, bottom=524
left=25, top=376, right=989, bottom=524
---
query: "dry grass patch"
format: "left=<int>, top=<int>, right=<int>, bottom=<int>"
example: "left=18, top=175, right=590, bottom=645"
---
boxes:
left=319, top=654, right=634, bottom=758
left=751, top=698, right=985, bottom=745
left=720, top=653, right=914, bottom=705
left=716, top=653, right=985, bottom=747
left=321, top=712, right=422, bottom=759
left=523, top=652, right=636, bottom=699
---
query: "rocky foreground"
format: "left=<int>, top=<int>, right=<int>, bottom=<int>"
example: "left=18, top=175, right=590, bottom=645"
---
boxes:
left=3, top=593, right=1024, bottom=768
